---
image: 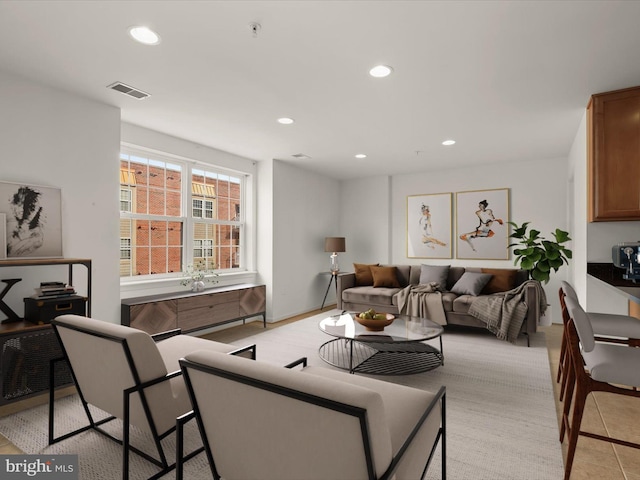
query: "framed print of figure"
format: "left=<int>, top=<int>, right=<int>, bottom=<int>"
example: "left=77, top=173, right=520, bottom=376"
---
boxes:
left=456, top=188, right=509, bottom=260
left=407, top=193, right=452, bottom=259
left=0, top=181, right=63, bottom=258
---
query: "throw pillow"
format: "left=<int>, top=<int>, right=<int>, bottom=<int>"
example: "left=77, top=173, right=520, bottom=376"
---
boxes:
left=419, top=264, right=450, bottom=290
left=481, top=268, right=518, bottom=294
left=370, top=265, right=401, bottom=288
left=353, top=263, right=379, bottom=286
left=450, top=272, right=493, bottom=296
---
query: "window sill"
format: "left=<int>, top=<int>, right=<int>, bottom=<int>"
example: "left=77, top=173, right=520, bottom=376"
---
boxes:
left=120, top=270, right=259, bottom=299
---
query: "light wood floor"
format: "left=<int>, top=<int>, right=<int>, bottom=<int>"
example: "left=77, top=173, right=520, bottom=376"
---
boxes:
left=1, top=312, right=639, bottom=479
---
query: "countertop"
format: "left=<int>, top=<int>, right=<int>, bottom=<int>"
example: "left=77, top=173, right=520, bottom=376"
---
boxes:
left=587, top=262, right=640, bottom=303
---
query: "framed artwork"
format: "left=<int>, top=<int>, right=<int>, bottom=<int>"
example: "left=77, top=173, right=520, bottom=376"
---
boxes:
left=0, top=181, right=63, bottom=258
left=407, top=193, right=452, bottom=259
left=456, top=188, right=509, bottom=260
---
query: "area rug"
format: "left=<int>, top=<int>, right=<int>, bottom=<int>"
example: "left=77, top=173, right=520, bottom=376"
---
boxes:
left=0, top=310, right=564, bottom=479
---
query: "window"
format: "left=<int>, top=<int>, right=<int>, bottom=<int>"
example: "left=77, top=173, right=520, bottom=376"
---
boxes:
left=192, top=198, right=213, bottom=218
left=120, top=189, right=132, bottom=212
left=119, top=148, right=246, bottom=278
left=191, top=168, right=242, bottom=271
left=120, top=238, right=131, bottom=259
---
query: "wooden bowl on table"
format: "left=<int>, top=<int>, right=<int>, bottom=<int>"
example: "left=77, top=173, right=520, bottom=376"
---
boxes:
left=354, top=313, right=395, bottom=331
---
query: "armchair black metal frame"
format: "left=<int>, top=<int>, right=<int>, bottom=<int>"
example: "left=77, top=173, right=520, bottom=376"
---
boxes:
left=49, top=320, right=256, bottom=480
left=177, top=355, right=446, bottom=480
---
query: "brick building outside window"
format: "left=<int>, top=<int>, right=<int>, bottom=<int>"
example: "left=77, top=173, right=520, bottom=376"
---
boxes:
left=119, top=149, right=243, bottom=278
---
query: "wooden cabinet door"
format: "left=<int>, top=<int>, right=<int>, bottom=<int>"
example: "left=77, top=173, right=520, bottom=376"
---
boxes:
left=129, top=300, right=178, bottom=334
left=588, top=86, right=640, bottom=221
left=240, top=285, right=266, bottom=316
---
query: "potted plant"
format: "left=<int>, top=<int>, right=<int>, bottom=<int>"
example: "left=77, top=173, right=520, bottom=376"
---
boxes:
left=508, top=222, right=572, bottom=284
left=180, top=261, right=218, bottom=292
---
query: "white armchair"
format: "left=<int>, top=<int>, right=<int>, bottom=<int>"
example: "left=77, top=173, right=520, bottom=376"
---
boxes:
left=178, top=350, right=445, bottom=480
left=49, top=314, right=256, bottom=480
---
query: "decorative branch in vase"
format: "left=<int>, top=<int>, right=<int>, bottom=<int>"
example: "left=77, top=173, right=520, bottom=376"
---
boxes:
left=180, top=261, right=218, bottom=292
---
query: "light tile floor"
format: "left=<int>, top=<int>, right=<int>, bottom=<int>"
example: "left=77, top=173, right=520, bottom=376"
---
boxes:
left=1, top=315, right=638, bottom=479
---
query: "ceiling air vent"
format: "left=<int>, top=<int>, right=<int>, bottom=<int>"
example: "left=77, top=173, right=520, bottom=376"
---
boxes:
left=107, top=82, right=150, bottom=100
left=292, top=153, right=311, bottom=160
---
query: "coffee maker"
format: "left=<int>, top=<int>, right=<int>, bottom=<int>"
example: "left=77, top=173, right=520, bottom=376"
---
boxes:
left=612, top=242, right=640, bottom=283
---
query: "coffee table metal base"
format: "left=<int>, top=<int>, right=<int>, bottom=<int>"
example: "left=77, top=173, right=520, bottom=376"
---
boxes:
left=318, top=338, right=443, bottom=375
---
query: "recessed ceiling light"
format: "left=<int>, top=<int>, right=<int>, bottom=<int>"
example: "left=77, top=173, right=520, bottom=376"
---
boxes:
left=277, top=117, right=295, bottom=125
left=355, top=154, right=367, bottom=159
left=442, top=140, right=456, bottom=146
left=129, top=26, right=161, bottom=45
left=369, top=65, right=393, bottom=78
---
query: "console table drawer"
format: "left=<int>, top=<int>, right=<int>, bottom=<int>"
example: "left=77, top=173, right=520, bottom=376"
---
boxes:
left=177, top=290, right=239, bottom=312
left=179, top=303, right=241, bottom=332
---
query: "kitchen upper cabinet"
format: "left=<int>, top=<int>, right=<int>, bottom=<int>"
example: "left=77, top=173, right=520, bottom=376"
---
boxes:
left=588, top=86, right=640, bottom=222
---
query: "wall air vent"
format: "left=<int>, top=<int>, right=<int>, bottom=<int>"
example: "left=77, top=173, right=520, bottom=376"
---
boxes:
left=292, top=153, right=311, bottom=160
left=107, top=82, right=150, bottom=100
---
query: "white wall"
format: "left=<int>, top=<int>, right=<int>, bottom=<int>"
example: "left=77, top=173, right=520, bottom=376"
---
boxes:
left=0, top=70, right=121, bottom=322
left=339, top=175, right=392, bottom=267
left=341, top=157, right=569, bottom=323
left=567, top=111, right=639, bottom=315
left=256, top=158, right=274, bottom=319
left=567, top=111, right=588, bottom=307
left=270, top=160, right=341, bottom=321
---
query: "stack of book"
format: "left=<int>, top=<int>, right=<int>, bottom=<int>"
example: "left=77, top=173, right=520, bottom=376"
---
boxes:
left=34, top=281, right=76, bottom=299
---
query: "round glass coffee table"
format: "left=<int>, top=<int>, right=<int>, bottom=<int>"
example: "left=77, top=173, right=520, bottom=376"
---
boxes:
left=318, top=312, right=444, bottom=375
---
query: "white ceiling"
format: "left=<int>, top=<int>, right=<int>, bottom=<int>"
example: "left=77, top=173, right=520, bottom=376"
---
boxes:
left=1, top=1, right=640, bottom=180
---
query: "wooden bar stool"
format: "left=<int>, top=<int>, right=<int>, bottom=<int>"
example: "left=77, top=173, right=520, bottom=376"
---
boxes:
left=556, top=281, right=640, bottom=402
left=561, top=296, right=640, bottom=480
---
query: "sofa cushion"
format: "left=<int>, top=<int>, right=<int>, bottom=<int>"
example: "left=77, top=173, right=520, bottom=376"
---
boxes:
left=452, top=294, right=475, bottom=313
left=371, top=266, right=401, bottom=288
left=481, top=268, right=518, bottom=294
left=441, top=291, right=458, bottom=312
left=450, top=272, right=492, bottom=296
left=343, top=286, right=400, bottom=307
left=393, top=265, right=412, bottom=287
left=419, top=265, right=450, bottom=290
left=447, top=267, right=465, bottom=291
left=353, top=263, right=379, bottom=286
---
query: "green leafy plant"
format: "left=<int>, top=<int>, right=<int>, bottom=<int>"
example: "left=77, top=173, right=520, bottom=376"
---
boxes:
left=508, top=222, right=572, bottom=284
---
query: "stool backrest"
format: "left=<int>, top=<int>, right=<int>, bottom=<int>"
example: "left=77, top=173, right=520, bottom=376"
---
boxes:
left=561, top=281, right=579, bottom=302
left=564, top=296, right=595, bottom=352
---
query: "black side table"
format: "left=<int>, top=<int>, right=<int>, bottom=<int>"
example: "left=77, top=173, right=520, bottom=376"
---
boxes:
left=321, top=271, right=339, bottom=309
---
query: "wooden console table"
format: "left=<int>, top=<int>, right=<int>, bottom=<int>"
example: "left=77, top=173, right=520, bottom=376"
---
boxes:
left=121, top=283, right=266, bottom=335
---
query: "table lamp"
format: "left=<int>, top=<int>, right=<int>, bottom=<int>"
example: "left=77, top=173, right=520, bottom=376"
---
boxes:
left=324, top=237, right=346, bottom=273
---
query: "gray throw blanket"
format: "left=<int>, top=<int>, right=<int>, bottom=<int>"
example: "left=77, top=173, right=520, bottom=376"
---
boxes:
left=467, top=280, right=547, bottom=343
left=394, top=282, right=448, bottom=325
